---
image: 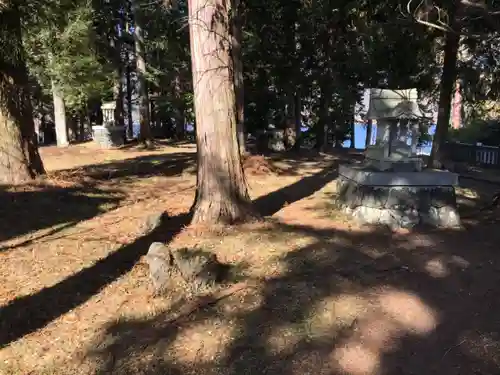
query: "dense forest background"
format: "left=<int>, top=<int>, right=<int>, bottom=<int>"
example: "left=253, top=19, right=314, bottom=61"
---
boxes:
left=2, top=0, right=500, bottom=185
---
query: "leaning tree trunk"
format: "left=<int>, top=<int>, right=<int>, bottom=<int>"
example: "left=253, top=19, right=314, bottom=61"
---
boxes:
left=188, top=0, right=255, bottom=224
left=231, top=0, right=246, bottom=155
left=428, top=8, right=460, bottom=169
left=0, top=7, right=45, bottom=184
left=132, top=0, right=152, bottom=147
left=51, top=80, right=69, bottom=147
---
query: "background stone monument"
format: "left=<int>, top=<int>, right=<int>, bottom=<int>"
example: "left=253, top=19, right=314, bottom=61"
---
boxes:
left=92, top=102, right=125, bottom=149
left=336, top=88, right=461, bottom=229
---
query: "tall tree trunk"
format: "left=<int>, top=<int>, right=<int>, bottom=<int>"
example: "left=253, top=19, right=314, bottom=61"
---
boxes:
left=79, top=110, right=86, bottom=142
left=0, top=6, right=45, bottom=184
left=125, top=58, right=134, bottom=139
left=428, top=10, right=460, bottom=168
left=110, top=42, right=124, bottom=129
left=124, top=10, right=134, bottom=140
left=173, top=75, right=185, bottom=140
left=113, top=6, right=125, bottom=130
left=365, top=119, right=372, bottom=148
left=293, top=90, right=302, bottom=150
left=349, top=113, right=355, bottom=149
left=316, top=18, right=334, bottom=152
left=51, top=81, right=69, bottom=147
left=188, top=0, right=255, bottom=224
left=231, top=0, right=246, bottom=155
left=132, top=0, right=152, bottom=147
left=113, top=77, right=125, bottom=127
left=316, top=82, right=331, bottom=152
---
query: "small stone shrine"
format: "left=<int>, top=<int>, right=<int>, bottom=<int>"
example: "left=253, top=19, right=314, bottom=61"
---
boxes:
left=336, top=88, right=460, bottom=229
left=91, top=102, right=125, bottom=149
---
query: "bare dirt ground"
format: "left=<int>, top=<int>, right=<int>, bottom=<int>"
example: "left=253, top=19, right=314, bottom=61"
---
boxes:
left=1, top=142, right=500, bottom=375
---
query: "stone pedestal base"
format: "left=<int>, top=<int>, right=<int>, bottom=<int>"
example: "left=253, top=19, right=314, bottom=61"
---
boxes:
left=92, top=125, right=125, bottom=149
left=336, top=165, right=460, bottom=229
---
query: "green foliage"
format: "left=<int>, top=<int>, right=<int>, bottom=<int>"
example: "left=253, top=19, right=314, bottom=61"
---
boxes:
left=3, top=0, right=500, bottom=147
left=23, top=0, right=113, bottom=110
left=450, top=120, right=500, bottom=146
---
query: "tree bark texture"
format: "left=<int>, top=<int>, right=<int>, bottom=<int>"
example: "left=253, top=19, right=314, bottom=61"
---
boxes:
left=230, top=0, right=246, bottom=155
left=132, top=0, right=152, bottom=146
left=428, top=7, right=460, bottom=168
left=0, top=5, right=45, bottom=184
left=188, top=0, right=255, bottom=224
left=51, top=80, right=69, bottom=147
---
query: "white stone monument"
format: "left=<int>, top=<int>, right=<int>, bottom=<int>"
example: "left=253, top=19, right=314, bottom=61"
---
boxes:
left=336, top=88, right=461, bottom=229
left=92, top=101, right=125, bottom=148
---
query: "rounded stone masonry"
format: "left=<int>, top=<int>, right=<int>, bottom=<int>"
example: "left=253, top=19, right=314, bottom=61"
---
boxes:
left=336, top=176, right=461, bottom=230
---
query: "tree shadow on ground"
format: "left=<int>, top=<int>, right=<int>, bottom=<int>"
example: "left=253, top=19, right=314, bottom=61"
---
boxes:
left=0, top=151, right=341, bottom=349
left=0, top=185, right=123, bottom=246
left=0, top=212, right=191, bottom=348
left=53, top=151, right=197, bottom=183
left=85, top=205, right=500, bottom=374
left=253, top=155, right=352, bottom=216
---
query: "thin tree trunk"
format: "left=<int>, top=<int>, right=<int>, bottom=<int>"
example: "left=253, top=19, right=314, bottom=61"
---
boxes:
left=365, top=119, right=372, bottom=148
left=175, top=108, right=185, bottom=139
left=79, top=110, right=86, bottom=142
left=132, top=0, right=152, bottom=147
left=125, top=11, right=134, bottom=140
left=113, top=6, right=125, bottom=129
left=188, top=0, right=255, bottom=224
left=293, top=91, right=301, bottom=150
left=113, top=77, right=124, bottom=127
left=428, top=10, right=460, bottom=168
left=0, top=6, right=45, bottom=184
left=51, top=80, right=69, bottom=147
left=111, top=40, right=124, bottom=128
left=231, top=0, right=246, bottom=155
left=350, top=115, right=355, bottom=149
left=125, top=59, right=134, bottom=139
left=317, top=82, right=331, bottom=152
left=316, top=21, right=334, bottom=152
left=173, top=75, right=185, bottom=140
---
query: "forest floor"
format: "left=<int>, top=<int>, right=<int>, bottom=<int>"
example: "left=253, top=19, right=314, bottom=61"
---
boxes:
left=1, top=141, right=500, bottom=375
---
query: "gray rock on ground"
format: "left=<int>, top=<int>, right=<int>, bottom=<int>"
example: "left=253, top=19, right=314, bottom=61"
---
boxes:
left=143, top=242, right=173, bottom=295
left=144, top=242, right=226, bottom=296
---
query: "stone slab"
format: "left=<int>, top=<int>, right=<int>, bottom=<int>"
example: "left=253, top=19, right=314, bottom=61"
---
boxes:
left=339, top=164, right=459, bottom=187
left=336, top=176, right=461, bottom=229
